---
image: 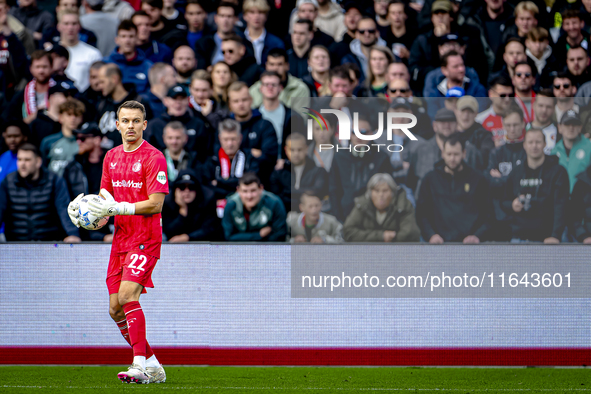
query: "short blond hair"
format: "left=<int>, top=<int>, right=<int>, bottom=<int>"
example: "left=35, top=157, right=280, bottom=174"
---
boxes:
left=243, top=0, right=270, bottom=14
left=57, top=9, right=80, bottom=23
left=228, top=81, right=249, bottom=94
left=515, top=1, right=539, bottom=18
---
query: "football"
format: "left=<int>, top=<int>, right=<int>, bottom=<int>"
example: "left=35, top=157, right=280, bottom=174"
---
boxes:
left=78, top=194, right=109, bottom=231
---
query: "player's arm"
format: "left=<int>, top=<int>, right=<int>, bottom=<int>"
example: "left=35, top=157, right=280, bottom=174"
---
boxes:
left=91, top=190, right=165, bottom=217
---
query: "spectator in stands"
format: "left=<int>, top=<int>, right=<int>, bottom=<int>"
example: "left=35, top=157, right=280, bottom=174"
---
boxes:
left=242, top=0, right=284, bottom=66
left=29, top=82, right=74, bottom=148
left=341, top=17, right=386, bottom=84
left=141, top=0, right=186, bottom=48
left=184, top=0, right=209, bottom=50
left=9, top=0, right=54, bottom=44
left=503, top=128, right=569, bottom=243
left=58, top=10, right=103, bottom=92
left=0, top=0, right=29, bottom=100
left=501, top=1, right=539, bottom=42
left=307, top=113, right=336, bottom=172
left=96, top=63, right=144, bottom=149
left=105, top=20, right=153, bottom=95
left=132, top=11, right=173, bottom=64
left=490, top=38, right=527, bottom=82
left=223, top=35, right=262, bottom=87
left=525, top=27, right=558, bottom=88
left=80, top=60, right=106, bottom=119
left=553, top=73, right=583, bottom=124
left=141, top=62, right=177, bottom=119
left=570, top=163, right=591, bottom=243
left=455, top=96, right=495, bottom=167
left=512, top=61, right=537, bottom=124
left=476, top=76, right=515, bottom=147
left=330, top=2, right=361, bottom=62
left=387, top=61, right=410, bottom=84
left=288, top=190, right=342, bottom=243
left=40, top=0, right=96, bottom=52
left=188, top=69, right=228, bottom=132
left=343, top=173, right=420, bottom=242
left=48, top=45, right=72, bottom=84
left=162, top=169, right=221, bottom=242
left=288, top=0, right=336, bottom=48
left=288, top=19, right=314, bottom=78
left=329, top=117, right=396, bottom=221
left=554, top=10, right=589, bottom=68
left=63, top=121, right=104, bottom=197
left=407, top=108, right=482, bottom=197
left=383, top=0, right=416, bottom=61
left=529, top=89, right=557, bottom=154
left=146, top=84, right=210, bottom=162
left=566, top=46, right=591, bottom=88
left=249, top=49, right=310, bottom=112
left=0, top=143, right=81, bottom=242
left=269, top=133, right=328, bottom=212
left=211, top=61, right=237, bottom=111
left=227, top=81, right=278, bottom=182
left=200, top=118, right=258, bottom=199
left=161, top=0, right=186, bottom=29
left=40, top=98, right=85, bottom=177
left=99, top=0, right=133, bottom=21
left=222, top=172, right=287, bottom=241
left=0, top=120, right=27, bottom=183
left=195, top=1, right=240, bottom=69
left=5, top=50, right=53, bottom=125
left=172, top=45, right=197, bottom=87
left=313, top=0, right=345, bottom=42
left=552, top=110, right=591, bottom=192
left=80, top=0, right=118, bottom=57
left=302, top=45, right=331, bottom=97
left=162, top=121, right=197, bottom=183
left=366, top=46, right=394, bottom=97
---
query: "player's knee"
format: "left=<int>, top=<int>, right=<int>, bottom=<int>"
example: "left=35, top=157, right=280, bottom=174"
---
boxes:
left=117, top=292, right=135, bottom=306
left=109, top=305, right=124, bottom=321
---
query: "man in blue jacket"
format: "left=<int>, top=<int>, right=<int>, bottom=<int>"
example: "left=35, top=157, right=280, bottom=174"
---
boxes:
left=104, top=19, right=153, bottom=95
left=222, top=172, right=287, bottom=241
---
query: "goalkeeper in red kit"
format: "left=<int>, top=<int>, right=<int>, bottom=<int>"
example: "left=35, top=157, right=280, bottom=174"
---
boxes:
left=67, top=101, right=169, bottom=384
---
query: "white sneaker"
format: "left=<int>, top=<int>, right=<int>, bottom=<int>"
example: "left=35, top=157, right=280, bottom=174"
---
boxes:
left=147, top=365, right=166, bottom=383
left=117, top=363, right=151, bottom=384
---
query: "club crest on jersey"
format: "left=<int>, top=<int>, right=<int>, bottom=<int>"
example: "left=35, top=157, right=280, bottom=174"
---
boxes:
left=132, top=162, right=142, bottom=172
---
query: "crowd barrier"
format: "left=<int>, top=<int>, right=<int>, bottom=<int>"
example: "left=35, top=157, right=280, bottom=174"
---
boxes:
left=0, top=243, right=589, bottom=366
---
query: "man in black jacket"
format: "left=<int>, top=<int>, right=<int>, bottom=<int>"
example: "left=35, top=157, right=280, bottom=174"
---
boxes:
left=269, top=133, right=328, bottom=212
left=417, top=133, right=492, bottom=244
left=570, top=164, right=591, bottom=243
left=503, top=128, right=569, bottom=243
left=0, top=143, right=81, bottom=242
left=162, top=169, right=221, bottom=242
left=222, top=35, right=261, bottom=87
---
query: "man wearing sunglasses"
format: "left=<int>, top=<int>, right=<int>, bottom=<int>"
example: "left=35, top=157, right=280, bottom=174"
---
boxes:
left=511, top=61, right=537, bottom=124
left=552, top=72, right=583, bottom=124
left=341, top=17, right=386, bottom=84
left=222, top=35, right=262, bottom=87
left=476, top=75, right=515, bottom=147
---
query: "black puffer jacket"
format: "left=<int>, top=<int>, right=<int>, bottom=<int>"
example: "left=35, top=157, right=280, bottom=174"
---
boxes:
left=569, top=166, right=591, bottom=242
left=0, top=167, right=79, bottom=241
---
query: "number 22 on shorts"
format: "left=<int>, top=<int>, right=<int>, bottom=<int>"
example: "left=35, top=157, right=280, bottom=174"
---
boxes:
left=128, top=253, right=147, bottom=275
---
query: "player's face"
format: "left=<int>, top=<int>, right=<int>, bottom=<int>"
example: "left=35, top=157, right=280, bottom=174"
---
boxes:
left=116, top=108, right=147, bottom=143
left=238, top=182, right=263, bottom=210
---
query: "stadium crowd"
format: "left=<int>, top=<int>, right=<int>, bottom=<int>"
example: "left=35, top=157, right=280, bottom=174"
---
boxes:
left=2, top=0, right=591, bottom=243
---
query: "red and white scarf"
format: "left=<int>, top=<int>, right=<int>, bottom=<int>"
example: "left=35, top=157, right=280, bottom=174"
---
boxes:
left=23, top=78, right=55, bottom=118
left=218, top=148, right=245, bottom=180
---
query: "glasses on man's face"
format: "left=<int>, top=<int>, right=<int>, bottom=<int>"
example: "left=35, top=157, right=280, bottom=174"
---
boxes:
left=554, top=83, right=571, bottom=90
left=76, top=135, right=90, bottom=141
left=515, top=72, right=532, bottom=78
left=178, top=184, right=196, bottom=192
left=358, top=29, right=376, bottom=35
left=222, top=49, right=234, bottom=55
left=389, top=88, right=410, bottom=93
left=492, top=90, right=515, bottom=98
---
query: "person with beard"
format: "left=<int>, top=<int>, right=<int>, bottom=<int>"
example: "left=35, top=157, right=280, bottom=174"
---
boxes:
left=145, top=83, right=211, bottom=162
left=0, top=143, right=81, bottom=242
left=8, top=0, right=53, bottom=45
left=512, top=61, right=537, bottom=124
left=454, top=96, right=495, bottom=167
left=172, top=45, right=196, bottom=87
left=269, top=133, right=328, bottom=212
left=565, top=46, right=591, bottom=88
left=288, top=19, right=314, bottom=79
left=104, top=20, right=153, bottom=96
left=161, top=121, right=197, bottom=183
left=288, top=191, right=343, bottom=243
left=96, top=63, right=146, bottom=150
left=552, top=72, right=591, bottom=125
left=554, top=10, right=590, bottom=70
left=417, top=133, right=492, bottom=244
left=132, top=11, right=173, bottom=64
left=188, top=69, right=229, bottom=132
left=162, top=169, right=221, bottom=242
left=476, top=76, right=515, bottom=147
left=341, top=18, right=386, bottom=84
left=222, top=35, right=262, bottom=87
left=242, top=0, right=284, bottom=66
left=5, top=50, right=54, bottom=125
left=140, top=0, right=186, bottom=50
left=529, top=89, right=558, bottom=154
left=140, top=62, right=177, bottom=119
left=199, top=118, right=259, bottom=201
left=226, top=81, right=278, bottom=184
left=29, top=81, right=76, bottom=148
left=503, top=128, right=569, bottom=243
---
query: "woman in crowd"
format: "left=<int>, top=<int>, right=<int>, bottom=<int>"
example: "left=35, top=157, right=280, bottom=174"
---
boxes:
left=343, top=173, right=420, bottom=242
left=366, top=46, right=395, bottom=97
left=303, top=45, right=331, bottom=97
left=210, top=61, right=238, bottom=111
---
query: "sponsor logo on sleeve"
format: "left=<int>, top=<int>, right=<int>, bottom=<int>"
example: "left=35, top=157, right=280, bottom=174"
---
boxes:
left=157, top=171, right=167, bottom=184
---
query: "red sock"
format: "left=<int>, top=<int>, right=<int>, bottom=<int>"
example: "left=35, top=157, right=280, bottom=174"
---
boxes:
left=122, top=301, right=147, bottom=358
left=115, top=318, right=154, bottom=358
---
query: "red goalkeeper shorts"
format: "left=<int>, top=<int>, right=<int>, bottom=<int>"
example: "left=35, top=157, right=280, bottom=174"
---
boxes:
left=106, top=251, right=158, bottom=295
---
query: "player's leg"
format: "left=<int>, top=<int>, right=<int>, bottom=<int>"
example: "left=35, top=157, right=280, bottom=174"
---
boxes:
left=109, top=293, right=131, bottom=346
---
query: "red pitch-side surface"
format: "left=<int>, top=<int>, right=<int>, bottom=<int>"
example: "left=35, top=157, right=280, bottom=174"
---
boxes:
left=0, top=347, right=589, bottom=366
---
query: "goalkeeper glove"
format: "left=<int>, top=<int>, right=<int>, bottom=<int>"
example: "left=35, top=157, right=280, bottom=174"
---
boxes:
left=88, top=189, right=135, bottom=217
left=67, top=193, right=84, bottom=228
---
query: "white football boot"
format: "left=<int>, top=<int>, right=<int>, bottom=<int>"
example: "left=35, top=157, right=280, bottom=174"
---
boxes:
left=147, top=365, right=166, bottom=383
left=117, top=363, right=152, bottom=384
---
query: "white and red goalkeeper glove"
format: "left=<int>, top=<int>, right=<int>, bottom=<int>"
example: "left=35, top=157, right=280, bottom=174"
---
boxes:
left=88, top=189, right=135, bottom=217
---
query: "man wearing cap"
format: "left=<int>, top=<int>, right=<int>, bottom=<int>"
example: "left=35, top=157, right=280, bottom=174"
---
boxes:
left=63, top=121, right=105, bottom=197
left=80, top=0, right=118, bottom=57
left=104, top=20, right=153, bottom=96
left=407, top=107, right=483, bottom=198
left=341, top=17, right=387, bottom=84
left=551, top=109, right=591, bottom=192
left=146, top=84, right=211, bottom=163
left=455, top=95, right=495, bottom=167
left=162, top=169, right=221, bottom=242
